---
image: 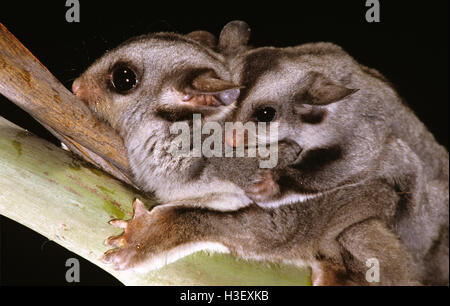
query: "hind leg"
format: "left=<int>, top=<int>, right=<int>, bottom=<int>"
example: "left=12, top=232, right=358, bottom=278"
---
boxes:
left=337, top=218, right=419, bottom=285
left=422, top=224, right=449, bottom=285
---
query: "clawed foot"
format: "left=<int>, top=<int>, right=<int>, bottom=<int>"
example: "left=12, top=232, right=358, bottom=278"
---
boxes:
left=246, top=171, right=280, bottom=203
left=103, top=199, right=153, bottom=270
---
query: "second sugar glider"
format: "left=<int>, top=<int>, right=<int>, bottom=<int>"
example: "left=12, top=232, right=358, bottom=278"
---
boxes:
left=215, top=30, right=448, bottom=285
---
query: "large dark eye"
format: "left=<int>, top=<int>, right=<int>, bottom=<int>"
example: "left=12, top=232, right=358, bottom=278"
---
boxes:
left=111, top=66, right=137, bottom=93
left=254, top=107, right=277, bottom=122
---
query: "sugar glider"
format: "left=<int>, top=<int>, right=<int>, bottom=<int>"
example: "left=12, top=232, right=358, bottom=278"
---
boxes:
left=215, top=29, right=449, bottom=285
left=72, top=29, right=252, bottom=211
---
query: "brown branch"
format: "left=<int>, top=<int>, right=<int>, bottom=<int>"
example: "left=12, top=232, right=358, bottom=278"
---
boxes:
left=0, top=23, right=135, bottom=187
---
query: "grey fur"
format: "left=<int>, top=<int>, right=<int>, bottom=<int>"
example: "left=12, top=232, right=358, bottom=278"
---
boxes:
left=212, top=37, right=449, bottom=285
left=74, top=23, right=448, bottom=286
left=73, top=31, right=252, bottom=211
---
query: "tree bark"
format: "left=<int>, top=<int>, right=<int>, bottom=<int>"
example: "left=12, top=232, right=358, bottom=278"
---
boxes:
left=0, top=23, right=134, bottom=186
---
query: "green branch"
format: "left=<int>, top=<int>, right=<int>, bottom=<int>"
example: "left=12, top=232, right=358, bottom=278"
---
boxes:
left=0, top=116, right=310, bottom=285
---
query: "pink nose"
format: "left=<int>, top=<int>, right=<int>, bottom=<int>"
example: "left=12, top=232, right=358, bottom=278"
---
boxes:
left=72, top=78, right=82, bottom=96
left=225, top=128, right=248, bottom=148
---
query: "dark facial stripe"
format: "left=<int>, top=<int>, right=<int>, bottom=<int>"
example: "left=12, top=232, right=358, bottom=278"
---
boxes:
left=293, top=145, right=343, bottom=173
left=300, top=108, right=328, bottom=124
left=155, top=107, right=196, bottom=122
left=239, top=48, right=283, bottom=103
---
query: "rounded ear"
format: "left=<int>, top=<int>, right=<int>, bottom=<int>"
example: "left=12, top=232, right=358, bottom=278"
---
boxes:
left=218, top=20, right=251, bottom=56
left=190, top=71, right=241, bottom=105
left=176, top=70, right=242, bottom=106
left=297, top=72, right=359, bottom=105
left=185, top=30, right=217, bottom=49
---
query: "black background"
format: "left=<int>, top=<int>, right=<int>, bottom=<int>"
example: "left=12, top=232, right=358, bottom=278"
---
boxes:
left=0, top=0, right=448, bottom=285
